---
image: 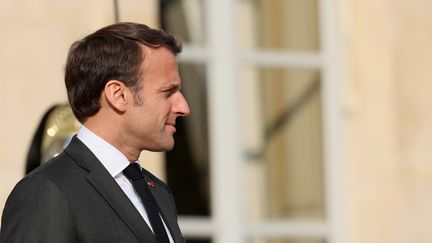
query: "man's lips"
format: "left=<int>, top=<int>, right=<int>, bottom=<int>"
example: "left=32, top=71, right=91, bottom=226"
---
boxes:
left=166, top=122, right=176, bottom=132
left=166, top=122, right=176, bottom=126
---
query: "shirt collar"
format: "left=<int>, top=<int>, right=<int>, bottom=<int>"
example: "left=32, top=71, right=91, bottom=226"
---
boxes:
left=76, top=125, right=135, bottom=177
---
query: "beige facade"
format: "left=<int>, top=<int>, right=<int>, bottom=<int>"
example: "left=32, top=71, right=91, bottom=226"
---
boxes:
left=343, top=0, right=432, bottom=242
left=1, top=0, right=432, bottom=242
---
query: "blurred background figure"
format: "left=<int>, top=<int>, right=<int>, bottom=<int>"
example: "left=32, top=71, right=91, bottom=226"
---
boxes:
left=25, top=104, right=80, bottom=174
left=2, top=0, right=432, bottom=243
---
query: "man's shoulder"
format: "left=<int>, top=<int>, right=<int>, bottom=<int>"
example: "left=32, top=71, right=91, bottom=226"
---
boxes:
left=29, top=152, right=75, bottom=176
left=7, top=151, right=89, bottom=205
left=5, top=155, right=76, bottom=211
left=25, top=151, right=88, bottom=188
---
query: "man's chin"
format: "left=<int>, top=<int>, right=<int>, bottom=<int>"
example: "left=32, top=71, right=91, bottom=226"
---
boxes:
left=163, top=143, right=175, bottom=152
left=144, top=141, right=175, bottom=152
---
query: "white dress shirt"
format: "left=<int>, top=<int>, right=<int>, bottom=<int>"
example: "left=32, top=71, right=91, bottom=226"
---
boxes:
left=77, top=126, right=174, bottom=243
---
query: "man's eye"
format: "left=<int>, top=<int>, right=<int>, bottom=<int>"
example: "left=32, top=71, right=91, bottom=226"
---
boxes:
left=165, top=89, right=176, bottom=97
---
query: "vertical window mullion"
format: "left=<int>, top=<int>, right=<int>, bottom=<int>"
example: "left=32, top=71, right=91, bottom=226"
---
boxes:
left=318, top=0, right=344, bottom=242
left=205, top=0, right=245, bottom=243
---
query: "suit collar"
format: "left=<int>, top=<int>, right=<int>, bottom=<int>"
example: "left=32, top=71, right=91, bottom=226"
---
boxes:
left=76, top=125, right=130, bottom=177
left=63, top=136, right=99, bottom=171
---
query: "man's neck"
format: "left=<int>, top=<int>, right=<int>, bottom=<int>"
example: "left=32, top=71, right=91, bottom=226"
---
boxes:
left=82, top=120, right=140, bottom=162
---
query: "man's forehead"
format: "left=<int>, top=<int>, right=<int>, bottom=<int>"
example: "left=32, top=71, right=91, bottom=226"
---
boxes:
left=140, top=45, right=177, bottom=64
left=140, top=44, right=155, bottom=55
left=139, top=45, right=178, bottom=72
left=140, top=45, right=173, bottom=56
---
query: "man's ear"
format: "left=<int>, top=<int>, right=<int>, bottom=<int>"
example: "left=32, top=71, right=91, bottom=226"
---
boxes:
left=103, top=80, right=128, bottom=112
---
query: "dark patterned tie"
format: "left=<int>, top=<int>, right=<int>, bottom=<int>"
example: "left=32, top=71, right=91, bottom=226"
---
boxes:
left=123, top=163, right=170, bottom=243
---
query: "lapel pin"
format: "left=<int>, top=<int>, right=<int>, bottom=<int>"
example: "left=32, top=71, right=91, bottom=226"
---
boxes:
left=147, top=181, right=155, bottom=188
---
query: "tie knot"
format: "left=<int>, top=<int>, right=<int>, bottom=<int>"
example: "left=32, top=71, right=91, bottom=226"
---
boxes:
left=123, top=163, right=144, bottom=181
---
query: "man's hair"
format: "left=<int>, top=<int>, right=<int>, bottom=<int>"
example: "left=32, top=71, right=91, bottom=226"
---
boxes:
left=65, top=22, right=182, bottom=122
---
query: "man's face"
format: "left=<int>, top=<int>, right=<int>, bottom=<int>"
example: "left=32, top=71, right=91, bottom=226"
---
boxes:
left=124, top=46, right=190, bottom=152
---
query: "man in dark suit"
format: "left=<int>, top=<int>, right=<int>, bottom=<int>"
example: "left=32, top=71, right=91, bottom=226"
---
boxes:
left=0, top=22, right=190, bottom=243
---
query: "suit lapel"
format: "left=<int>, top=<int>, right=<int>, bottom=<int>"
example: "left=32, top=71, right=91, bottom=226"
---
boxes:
left=142, top=171, right=183, bottom=243
left=64, top=137, right=157, bottom=243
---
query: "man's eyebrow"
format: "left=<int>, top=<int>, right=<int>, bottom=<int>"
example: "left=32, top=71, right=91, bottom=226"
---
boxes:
left=163, top=83, right=181, bottom=91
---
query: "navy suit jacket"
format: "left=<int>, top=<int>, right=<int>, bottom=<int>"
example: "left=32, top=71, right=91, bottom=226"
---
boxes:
left=0, top=136, right=184, bottom=243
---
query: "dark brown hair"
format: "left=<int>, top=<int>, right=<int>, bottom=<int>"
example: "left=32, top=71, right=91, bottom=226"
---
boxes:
left=65, top=22, right=182, bottom=122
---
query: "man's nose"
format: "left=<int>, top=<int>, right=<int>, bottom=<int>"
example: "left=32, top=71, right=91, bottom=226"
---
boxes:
left=173, top=92, right=190, bottom=117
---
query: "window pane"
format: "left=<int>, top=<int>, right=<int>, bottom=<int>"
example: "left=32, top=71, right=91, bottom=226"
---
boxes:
left=237, top=0, right=320, bottom=50
left=160, top=0, right=205, bottom=45
left=241, top=67, right=325, bottom=220
left=166, top=63, right=211, bottom=216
